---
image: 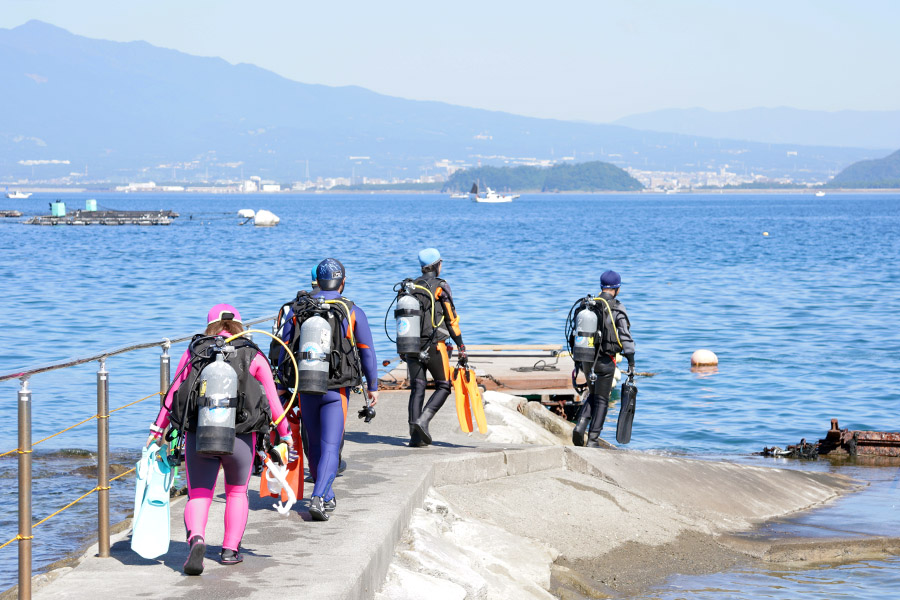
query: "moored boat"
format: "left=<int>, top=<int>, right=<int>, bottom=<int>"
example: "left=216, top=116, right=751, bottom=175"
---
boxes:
left=468, top=182, right=517, bottom=203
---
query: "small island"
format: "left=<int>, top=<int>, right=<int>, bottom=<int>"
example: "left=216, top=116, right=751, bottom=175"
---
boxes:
left=443, top=161, right=644, bottom=193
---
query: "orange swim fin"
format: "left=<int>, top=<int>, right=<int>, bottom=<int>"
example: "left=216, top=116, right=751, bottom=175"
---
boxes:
left=463, top=368, right=488, bottom=434
left=452, top=367, right=473, bottom=433
left=260, top=417, right=304, bottom=503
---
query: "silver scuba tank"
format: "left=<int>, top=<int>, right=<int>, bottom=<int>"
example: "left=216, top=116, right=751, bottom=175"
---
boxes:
left=572, top=303, right=598, bottom=362
left=196, top=351, right=238, bottom=455
left=298, top=313, right=331, bottom=394
left=395, top=291, right=422, bottom=356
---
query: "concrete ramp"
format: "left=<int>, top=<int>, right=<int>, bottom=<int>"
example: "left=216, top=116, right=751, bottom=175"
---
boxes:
left=27, top=391, right=856, bottom=600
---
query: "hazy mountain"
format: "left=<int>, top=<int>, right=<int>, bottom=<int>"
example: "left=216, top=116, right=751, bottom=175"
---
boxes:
left=614, top=107, right=900, bottom=150
left=827, top=149, right=900, bottom=188
left=0, top=21, right=880, bottom=182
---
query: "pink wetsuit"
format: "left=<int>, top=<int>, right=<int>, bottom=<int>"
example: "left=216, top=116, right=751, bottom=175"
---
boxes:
left=153, top=332, right=290, bottom=550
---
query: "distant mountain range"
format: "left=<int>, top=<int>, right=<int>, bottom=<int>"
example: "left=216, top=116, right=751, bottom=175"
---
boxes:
left=614, top=107, right=900, bottom=150
left=0, top=21, right=885, bottom=183
left=828, top=149, right=900, bottom=188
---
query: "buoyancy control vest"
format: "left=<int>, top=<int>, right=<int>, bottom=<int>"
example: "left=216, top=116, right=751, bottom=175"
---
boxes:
left=169, top=336, right=271, bottom=437
left=392, top=276, right=452, bottom=355
left=568, top=294, right=629, bottom=361
left=270, top=291, right=363, bottom=393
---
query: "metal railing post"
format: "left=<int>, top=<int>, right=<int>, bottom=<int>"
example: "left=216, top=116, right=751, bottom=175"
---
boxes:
left=159, top=340, right=170, bottom=407
left=96, top=358, right=110, bottom=558
left=18, top=378, right=33, bottom=600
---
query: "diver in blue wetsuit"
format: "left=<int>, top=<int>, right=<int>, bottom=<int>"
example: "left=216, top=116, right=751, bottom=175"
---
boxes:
left=276, top=258, right=378, bottom=521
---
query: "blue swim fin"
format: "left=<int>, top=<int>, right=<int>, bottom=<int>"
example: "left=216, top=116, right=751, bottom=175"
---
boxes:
left=131, top=444, right=174, bottom=559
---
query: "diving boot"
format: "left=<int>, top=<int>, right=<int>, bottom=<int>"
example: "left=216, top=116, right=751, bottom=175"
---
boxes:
left=586, top=433, right=602, bottom=448
left=183, top=535, right=206, bottom=576
left=309, top=496, right=329, bottom=521
left=412, top=408, right=438, bottom=446
left=220, top=547, right=243, bottom=565
left=572, top=414, right=590, bottom=447
left=408, top=424, right=424, bottom=448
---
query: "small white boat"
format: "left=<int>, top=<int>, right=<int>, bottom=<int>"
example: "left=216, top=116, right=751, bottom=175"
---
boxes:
left=449, top=192, right=468, bottom=199
left=5, top=187, right=32, bottom=199
left=469, top=182, right=517, bottom=203
left=815, top=191, right=826, bottom=197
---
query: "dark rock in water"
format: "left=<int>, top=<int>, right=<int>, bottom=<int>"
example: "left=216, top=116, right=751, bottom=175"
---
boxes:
left=72, top=463, right=132, bottom=478
left=51, top=448, right=95, bottom=459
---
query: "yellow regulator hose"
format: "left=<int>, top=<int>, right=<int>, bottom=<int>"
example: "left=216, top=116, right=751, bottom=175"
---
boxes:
left=225, top=329, right=298, bottom=427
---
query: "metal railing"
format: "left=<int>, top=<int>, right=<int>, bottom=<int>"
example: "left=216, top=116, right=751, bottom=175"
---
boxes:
left=0, top=314, right=276, bottom=599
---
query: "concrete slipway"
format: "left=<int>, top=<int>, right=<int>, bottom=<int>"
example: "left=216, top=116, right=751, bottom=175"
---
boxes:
left=25, top=391, right=870, bottom=599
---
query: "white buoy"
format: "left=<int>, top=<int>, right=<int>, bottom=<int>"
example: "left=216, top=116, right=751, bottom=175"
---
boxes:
left=691, top=349, right=718, bottom=368
left=253, top=209, right=280, bottom=227
left=763, top=231, right=769, bottom=236
left=238, top=209, right=255, bottom=218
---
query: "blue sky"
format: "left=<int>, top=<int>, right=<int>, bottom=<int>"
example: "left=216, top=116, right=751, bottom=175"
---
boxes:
left=2, top=0, right=897, bottom=122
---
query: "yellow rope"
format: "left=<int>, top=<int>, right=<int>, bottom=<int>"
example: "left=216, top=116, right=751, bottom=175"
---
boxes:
left=0, top=389, right=160, bottom=551
left=0, top=391, right=161, bottom=458
left=31, top=414, right=98, bottom=448
left=109, top=392, right=161, bottom=415
left=31, top=487, right=102, bottom=529
left=110, top=467, right=136, bottom=482
left=0, top=464, right=139, bottom=552
left=0, top=534, right=34, bottom=550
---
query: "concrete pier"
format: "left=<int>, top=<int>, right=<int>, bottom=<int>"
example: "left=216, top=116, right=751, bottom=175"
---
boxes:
left=27, top=391, right=858, bottom=600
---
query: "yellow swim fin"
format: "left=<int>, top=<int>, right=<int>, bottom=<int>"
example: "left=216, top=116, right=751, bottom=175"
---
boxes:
left=452, top=367, right=472, bottom=433
left=463, top=368, right=487, bottom=434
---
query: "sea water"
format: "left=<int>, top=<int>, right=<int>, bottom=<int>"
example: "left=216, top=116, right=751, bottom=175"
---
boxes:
left=1, top=192, right=899, bottom=593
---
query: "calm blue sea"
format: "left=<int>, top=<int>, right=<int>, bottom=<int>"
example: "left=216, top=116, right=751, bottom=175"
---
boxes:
left=1, top=192, right=899, bottom=593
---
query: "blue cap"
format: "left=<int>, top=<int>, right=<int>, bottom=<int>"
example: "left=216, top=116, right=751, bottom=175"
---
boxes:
left=600, top=270, right=621, bottom=289
left=418, top=248, right=441, bottom=268
left=311, top=265, right=319, bottom=283
left=316, top=258, right=345, bottom=291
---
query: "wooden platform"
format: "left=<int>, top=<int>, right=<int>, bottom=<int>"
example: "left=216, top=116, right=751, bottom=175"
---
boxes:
left=379, top=344, right=583, bottom=415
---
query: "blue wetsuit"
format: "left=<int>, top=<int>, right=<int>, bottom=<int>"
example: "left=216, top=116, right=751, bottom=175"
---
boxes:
left=278, top=290, right=378, bottom=501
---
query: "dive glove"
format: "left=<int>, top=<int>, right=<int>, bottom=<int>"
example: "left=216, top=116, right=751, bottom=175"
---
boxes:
left=280, top=437, right=299, bottom=462
left=457, top=344, right=469, bottom=367
left=624, top=353, right=635, bottom=376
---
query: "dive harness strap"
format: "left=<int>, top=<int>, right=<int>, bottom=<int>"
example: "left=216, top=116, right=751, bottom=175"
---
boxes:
left=298, top=350, right=328, bottom=361
left=394, top=308, right=422, bottom=317
left=197, top=396, right=239, bottom=409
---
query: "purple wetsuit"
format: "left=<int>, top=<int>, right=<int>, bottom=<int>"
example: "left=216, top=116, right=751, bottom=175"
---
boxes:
left=154, top=332, right=290, bottom=550
left=279, top=290, right=378, bottom=501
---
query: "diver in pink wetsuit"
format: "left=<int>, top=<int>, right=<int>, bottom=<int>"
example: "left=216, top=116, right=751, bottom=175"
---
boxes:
left=147, top=304, right=295, bottom=576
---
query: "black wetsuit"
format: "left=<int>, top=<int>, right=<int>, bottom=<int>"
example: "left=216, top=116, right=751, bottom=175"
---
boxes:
left=576, top=292, right=635, bottom=444
left=405, top=272, right=464, bottom=444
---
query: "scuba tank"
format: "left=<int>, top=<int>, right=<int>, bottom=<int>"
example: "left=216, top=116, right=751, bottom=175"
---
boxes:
left=395, top=285, right=422, bottom=356
left=195, top=351, right=238, bottom=455
left=572, top=300, right=598, bottom=362
left=297, top=313, right=331, bottom=394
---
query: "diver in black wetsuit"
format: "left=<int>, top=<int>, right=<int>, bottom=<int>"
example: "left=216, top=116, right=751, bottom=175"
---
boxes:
left=405, top=248, right=468, bottom=447
left=569, top=270, right=635, bottom=447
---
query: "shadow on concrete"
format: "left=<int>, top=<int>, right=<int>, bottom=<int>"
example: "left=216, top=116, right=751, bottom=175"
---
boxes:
left=109, top=536, right=191, bottom=575
left=345, top=430, right=475, bottom=450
